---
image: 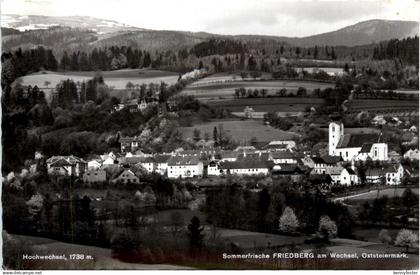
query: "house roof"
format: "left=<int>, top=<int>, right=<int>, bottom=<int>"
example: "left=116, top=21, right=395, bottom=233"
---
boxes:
left=167, top=155, right=201, bottom=166
left=322, top=155, right=343, bottom=164
left=345, top=168, right=357, bottom=175
left=360, top=143, right=373, bottom=153
left=271, top=151, right=295, bottom=159
left=312, top=156, right=326, bottom=164
left=221, top=161, right=274, bottom=170
left=112, top=169, right=138, bottom=180
left=50, top=158, right=72, bottom=167
left=237, top=152, right=270, bottom=162
left=48, top=155, right=86, bottom=165
left=154, top=154, right=171, bottom=163
left=337, top=133, right=381, bottom=149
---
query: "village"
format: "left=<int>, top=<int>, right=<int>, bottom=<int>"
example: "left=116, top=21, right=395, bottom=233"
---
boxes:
left=33, top=117, right=418, bottom=191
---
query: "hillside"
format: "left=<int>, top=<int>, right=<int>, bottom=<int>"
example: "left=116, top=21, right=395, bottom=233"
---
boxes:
left=2, top=15, right=418, bottom=53
left=288, top=19, right=419, bottom=47
left=1, top=14, right=141, bottom=33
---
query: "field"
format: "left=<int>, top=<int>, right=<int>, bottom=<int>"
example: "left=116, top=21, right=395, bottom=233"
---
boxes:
left=183, top=77, right=334, bottom=103
left=17, top=69, right=180, bottom=102
left=336, top=187, right=419, bottom=203
left=178, top=119, right=300, bottom=143
left=347, top=99, right=419, bottom=112
left=207, top=97, right=325, bottom=113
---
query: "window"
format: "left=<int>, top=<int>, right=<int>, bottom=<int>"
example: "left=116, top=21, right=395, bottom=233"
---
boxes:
left=346, top=152, right=348, bottom=157
left=332, top=125, right=335, bottom=132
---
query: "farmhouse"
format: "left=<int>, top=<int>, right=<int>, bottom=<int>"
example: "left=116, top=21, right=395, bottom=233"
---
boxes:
left=220, top=161, right=273, bottom=176
left=366, top=165, right=404, bottom=185
left=404, top=148, right=419, bottom=160
left=329, top=121, right=388, bottom=161
left=167, top=156, right=204, bottom=178
left=111, top=169, right=140, bottom=184
left=120, top=136, right=140, bottom=153
left=47, top=156, right=87, bottom=177
left=83, top=170, right=107, bottom=183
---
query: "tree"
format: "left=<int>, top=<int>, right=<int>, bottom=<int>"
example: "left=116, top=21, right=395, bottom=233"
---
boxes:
left=188, top=216, right=204, bottom=253
left=213, top=126, right=218, bottom=146
left=193, top=128, right=201, bottom=142
left=318, top=215, right=337, bottom=239
left=297, top=87, right=307, bottom=97
left=378, top=229, right=392, bottom=244
left=279, top=206, right=299, bottom=233
left=394, top=229, right=418, bottom=253
left=240, top=71, right=248, bottom=80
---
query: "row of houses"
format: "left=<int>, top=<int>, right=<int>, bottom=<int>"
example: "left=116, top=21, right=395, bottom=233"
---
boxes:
left=43, top=145, right=416, bottom=187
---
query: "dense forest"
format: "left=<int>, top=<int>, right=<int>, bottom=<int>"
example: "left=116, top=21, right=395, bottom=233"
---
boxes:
left=372, top=36, right=419, bottom=65
left=190, top=39, right=247, bottom=58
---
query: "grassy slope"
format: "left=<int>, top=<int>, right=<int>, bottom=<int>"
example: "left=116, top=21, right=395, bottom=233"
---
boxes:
left=178, top=119, right=299, bottom=143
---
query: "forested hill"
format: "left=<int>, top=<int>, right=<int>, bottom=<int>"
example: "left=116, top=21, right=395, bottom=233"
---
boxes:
left=2, top=15, right=418, bottom=54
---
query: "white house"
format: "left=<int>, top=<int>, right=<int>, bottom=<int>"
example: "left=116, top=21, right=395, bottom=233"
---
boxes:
left=207, top=161, right=221, bottom=176
left=366, top=165, right=404, bottom=185
left=329, top=121, right=388, bottom=161
left=47, top=156, right=87, bottom=177
left=87, top=159, right=102, bottom=171
left=220, top=161, right=273, bottom=176
left=404, top=148, right=419, bottom=160
left=339, top=167, right=359, bottom=186
left=167, top=156, right=203, bottom=178
left=270, top=151, right=297, bottom=164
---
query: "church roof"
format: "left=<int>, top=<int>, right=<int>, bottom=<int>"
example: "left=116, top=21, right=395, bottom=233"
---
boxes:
left=336, top=133, right=381, bottom=149
left=360, top=143, right=373, bottom=153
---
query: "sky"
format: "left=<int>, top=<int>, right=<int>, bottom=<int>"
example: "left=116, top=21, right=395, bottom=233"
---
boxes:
left=1, top=0, right=419, bottom=37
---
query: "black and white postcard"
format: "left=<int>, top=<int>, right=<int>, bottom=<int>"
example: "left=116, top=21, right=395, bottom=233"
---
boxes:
left=1, top=0, right=418, bottom=272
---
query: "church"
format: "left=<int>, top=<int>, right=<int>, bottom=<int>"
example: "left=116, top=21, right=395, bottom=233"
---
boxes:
left=329, top=121, right=388, bottom=161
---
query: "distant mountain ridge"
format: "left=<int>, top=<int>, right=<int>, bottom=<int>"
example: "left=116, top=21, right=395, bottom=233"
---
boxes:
left=1, top=15, right=418, bottom=53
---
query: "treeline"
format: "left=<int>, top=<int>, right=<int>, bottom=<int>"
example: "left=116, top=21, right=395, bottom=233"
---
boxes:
left=373, top=36, right=419, bottom=65
left=190, top=39, right=247, bottom=58
left=1, top=47, right=58, bottom=94
left=59, top=46, right=152, bottom=71
left=205, top=182, right=354, bottom=237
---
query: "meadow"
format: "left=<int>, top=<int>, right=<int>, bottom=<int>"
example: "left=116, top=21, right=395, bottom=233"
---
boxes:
left=347, top=99, right=419, bottom=112
left=18, top=69, right=179, bottom=90
left=178, top=119, right=300, bottom=143
left=183, top=76, right=334, bottom=103
left=207, top=97, right=325, bottom=113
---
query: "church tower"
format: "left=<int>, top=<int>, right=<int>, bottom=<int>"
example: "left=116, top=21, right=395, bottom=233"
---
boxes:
left=329, top=121, right=344, bottom=156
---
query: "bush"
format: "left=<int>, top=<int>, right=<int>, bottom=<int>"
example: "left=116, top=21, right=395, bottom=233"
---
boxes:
left=378, top=229, right=392, bottom=244
left=279, top=206, right=299, bottom=233
left=318, top=215, right=337, bottom=239
left=394, top=229, right=418, bottom=253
